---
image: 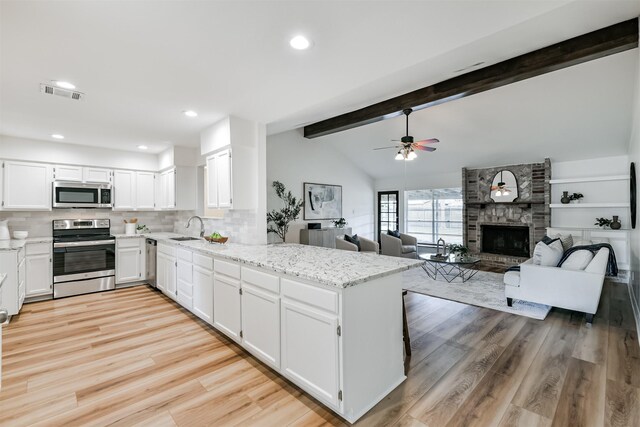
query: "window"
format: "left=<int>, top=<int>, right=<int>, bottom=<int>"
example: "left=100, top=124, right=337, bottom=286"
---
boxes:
left=405, top=188, right=463, bottom=245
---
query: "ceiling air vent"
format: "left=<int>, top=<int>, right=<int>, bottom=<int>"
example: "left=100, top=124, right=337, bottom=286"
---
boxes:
left=40, top=83, right=84, bottom=101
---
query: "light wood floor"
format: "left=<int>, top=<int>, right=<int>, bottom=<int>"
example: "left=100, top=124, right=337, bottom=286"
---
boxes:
left=0, top=282, right=638, bottom=427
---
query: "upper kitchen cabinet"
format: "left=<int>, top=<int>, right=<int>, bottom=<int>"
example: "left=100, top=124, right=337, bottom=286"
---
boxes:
left=2, top=161, right=52, bottom=210
left=53, top=166, right=112, bottom=183
left=135, top=171, right=156, bottom=210
left=201, top=116, right=259, bottom=210
left=113, top=170, right=136, bottom=210
left=157, top=166, right=196, bottom=211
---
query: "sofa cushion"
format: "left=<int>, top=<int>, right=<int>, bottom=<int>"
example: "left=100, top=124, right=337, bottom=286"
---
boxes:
left=585, top=248, right=610, bottom=274
left=560, top=249, right=594, bottom=271
left=504, top=271, right=520, bottom=287
left=553, top=234, right=574, bottom=252
left=532, top=240, right=563, bottom=266
left=344, top=234, right=361, bottom=251
left=401, top=245, right=416, bottom=254
left=387, top=229, right=401, bottom=238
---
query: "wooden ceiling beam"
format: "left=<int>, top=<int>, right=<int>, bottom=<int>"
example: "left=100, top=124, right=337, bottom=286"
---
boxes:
left=303, top=18, right=639, bottom=139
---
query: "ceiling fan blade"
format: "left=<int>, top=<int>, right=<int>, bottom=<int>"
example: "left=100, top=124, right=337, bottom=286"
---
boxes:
left=413, top=145, right=436, bottom=152
left=415, top=138, right=439, bottom=145
left=373, top=146, right=398, bottom=151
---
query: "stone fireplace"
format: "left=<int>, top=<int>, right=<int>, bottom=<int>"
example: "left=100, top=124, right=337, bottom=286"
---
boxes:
left=462, top=159, right=550, bottom=268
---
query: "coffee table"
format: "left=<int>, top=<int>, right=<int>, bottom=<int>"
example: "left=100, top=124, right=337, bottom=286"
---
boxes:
left=420, top=253, right=481, bottom=283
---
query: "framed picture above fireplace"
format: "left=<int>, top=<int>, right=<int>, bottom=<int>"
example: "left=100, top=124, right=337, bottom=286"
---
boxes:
left=490, top=170, right=519, bottom=202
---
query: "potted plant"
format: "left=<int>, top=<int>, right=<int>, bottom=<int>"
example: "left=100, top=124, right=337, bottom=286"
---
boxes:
left=447, top=244, right=469, bottom=260
left=569, top=192, right=584, bottom=203
left=594, top=217, right=613, bottom=229
left=333, top=218, right=347, bottom=228
left=267, top=181, right=303, bottom=243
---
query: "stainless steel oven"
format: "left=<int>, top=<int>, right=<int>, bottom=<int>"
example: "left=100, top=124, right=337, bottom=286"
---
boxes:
left=52, top=219, right=115, bottom=298
left=53, top=182, right=113, bottom=208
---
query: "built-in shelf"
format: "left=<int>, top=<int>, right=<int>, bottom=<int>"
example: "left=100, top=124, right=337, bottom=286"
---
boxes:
left=549, top=203, right=630, bottom=208
left=548, top=226, right=630, bottom=231
left=549, top=175, right=629, bottom=184
left=465, top=201, right=544, bottom=207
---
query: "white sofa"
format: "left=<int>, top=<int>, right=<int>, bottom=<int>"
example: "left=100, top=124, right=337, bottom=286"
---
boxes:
left=504, top=247, right=609, bottom=323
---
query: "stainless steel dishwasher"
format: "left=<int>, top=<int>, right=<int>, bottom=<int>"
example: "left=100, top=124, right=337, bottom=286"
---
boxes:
left=146, top=238, right=157, bottom=287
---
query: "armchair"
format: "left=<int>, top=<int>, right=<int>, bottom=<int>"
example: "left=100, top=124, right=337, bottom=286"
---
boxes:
left=380, top=233, right=418, bottom=259
left=335, top=235, right=379, bottom=254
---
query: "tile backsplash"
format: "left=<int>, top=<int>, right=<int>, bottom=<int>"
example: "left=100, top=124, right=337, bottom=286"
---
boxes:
left=174, top=210, right=261, bottom=245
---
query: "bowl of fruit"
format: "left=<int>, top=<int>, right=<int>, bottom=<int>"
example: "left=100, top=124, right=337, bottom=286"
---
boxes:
left=204, top=232, right=228, bottom=244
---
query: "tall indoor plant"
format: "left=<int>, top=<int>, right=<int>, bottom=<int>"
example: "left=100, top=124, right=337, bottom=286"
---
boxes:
left=267, top=181, right=303, bottom=242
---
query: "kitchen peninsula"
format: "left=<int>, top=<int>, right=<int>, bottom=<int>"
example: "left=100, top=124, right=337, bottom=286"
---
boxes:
left=117, top=233, right=422, bottom=423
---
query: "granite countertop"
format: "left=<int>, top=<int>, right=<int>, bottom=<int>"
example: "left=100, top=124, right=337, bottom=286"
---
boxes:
left=0, top=236, right=54, bottom=251
left=147, top=236, right=422, bottom=288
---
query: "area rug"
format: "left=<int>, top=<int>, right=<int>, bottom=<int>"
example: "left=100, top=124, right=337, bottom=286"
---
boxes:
left=402, top=267, right=552, bottom=320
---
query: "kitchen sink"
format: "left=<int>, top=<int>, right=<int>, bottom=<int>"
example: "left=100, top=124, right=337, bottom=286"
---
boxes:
left=170, top=237, right=201, bottom=241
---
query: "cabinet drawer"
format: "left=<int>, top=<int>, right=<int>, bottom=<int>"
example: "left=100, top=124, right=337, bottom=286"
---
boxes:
left=26, top=243, right=51, bottom=256
left=117, top=238, right=141, bottom=248
left=281, top=278, right=338, bottom=314
left=177, top=248, right=193, bottom=262
left=214, top=259, right=240, bottom=279
left=241, top=267, right=279, bottom=294
left=193, top=253, right=213, bottom=270
left=158, top=243, right=176, bottom=257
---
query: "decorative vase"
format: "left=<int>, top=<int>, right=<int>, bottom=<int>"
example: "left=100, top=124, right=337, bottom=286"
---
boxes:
left=561, top=191, right=570, bottom=204
left=611, top=216, right=622, bottom=230
left=0, top=219, right=9, bottom=240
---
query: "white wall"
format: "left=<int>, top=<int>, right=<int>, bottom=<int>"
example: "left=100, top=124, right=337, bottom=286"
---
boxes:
left=551, top=155, right=630, bottom=229
left=628, top=29, right=640, bottom=336
left=374, top=171, right=461, bottom=234
left=0, top=135, right=160, bottom=171
left=267, top=129, right=375, bottom=242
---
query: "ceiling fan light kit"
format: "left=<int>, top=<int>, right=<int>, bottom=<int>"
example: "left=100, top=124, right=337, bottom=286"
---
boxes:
left=375, top=108, right=440, bottom=161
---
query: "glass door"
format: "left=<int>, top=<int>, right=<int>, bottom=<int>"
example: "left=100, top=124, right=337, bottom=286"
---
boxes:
left=378, top=191, right=399, bottom=241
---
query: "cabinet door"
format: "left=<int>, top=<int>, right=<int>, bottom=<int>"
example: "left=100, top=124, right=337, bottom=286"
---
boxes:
left=83, top=167, right=112, bottom=184
left=215, top=150, right=232, bottom=208
left=177, top=259, right=193, bottom=310
left=116, top=246, right=141, bottom=283
left=165, top=256, right=177, bottom=300
left=25, top=253, right=52, bottom=296
left=242, top=284, right=280, bottom=368
left=213, top=275, right=241, bottom=341
left=3, top=161, right=51, bottom=210
left=281, top=299, right=340, bottom=407
left=193, top=265, right=214, bottom=325
left=136, top=172, right=155, bottom=210
left=156, top=254, right=167, bottom=293
left=163, top=169, right=176, bottom=209
left=113, top=170, right=136, bottom=210
left=54, top=165, right=83, bottom=182
left=205, top=155, right=218, bottom=208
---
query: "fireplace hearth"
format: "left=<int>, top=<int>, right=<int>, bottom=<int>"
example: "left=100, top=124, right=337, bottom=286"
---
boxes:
left=482, top=225, right=530, bottom=258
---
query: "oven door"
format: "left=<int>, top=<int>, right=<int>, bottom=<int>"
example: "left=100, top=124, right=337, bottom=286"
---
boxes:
left=53, top=182, right=110, bottom=208
left=53, top=240, right=116, bottom=283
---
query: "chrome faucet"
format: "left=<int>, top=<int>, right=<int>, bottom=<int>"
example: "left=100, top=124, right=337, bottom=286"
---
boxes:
left=436, top=238, right=446, bottom=256
left=186, top=215, right=205, bottom=238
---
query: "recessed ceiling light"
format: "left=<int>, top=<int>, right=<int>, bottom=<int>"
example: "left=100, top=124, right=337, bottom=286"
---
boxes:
left=290, top=35, right=311, bottom=50
left=54, top=81, right=76, bottom=90
left=137, top=145, right=148, bottom=150
left=51, top=134, right=64, bottom=139
left=183, top=110, right=198, bottom=117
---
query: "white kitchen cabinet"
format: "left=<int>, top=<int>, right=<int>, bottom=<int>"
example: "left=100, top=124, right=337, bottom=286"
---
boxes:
left=206, top=149, right=232, bottom=208
left=241, top=267, right=280, bottom=369
left=2, top=161, right=52, bottom=210
left=0, top=247, right=25, bottom=316
left=160, top=169, right=176, bottom=209
left=113, top=170, right=136, bottom=210
left=53, top=165, right=83, bottom=182
left=157, top=244, right=177, bottom=300
left=156, top=167, right=196, bottom=211
left=176, top=249, right=193, bottom=310
left=83, top=167, right=112, bottom=184
left=213, top=261, right=242, bottom=342
left=193, top=263, right=214, bottom=325
left=281, top=296, right=340, bottom=408
left=116, top=238, right=145, bottom=284
left=25, top=243, right=52, bottom=297
left=135, top=172, right=156, bottom=210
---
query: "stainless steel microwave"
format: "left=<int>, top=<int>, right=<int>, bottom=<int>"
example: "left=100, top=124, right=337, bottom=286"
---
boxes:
left=52, top=182, right=113, bottom=208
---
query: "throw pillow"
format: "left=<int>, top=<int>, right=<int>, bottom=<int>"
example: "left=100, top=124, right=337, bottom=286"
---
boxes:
left=387, top=230, right=401, bottom=238
left=541, top=235, right=559, bottom=245
left=344, top=234, right=361, bottom=251
left=560, top=249, right=594, bottom=271
left=532, top=240, right=564, bottom=266
left=553, top=234, right=574, bottom=252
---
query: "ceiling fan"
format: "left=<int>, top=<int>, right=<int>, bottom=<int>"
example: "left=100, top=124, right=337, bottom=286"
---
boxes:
left=373, top=108, right=439, bottom=161
left=491, top=170, right=512, bottom=196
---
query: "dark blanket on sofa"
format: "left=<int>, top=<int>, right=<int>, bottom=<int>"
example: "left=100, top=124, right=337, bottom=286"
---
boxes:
left=505, top=243, right=618, bottom=277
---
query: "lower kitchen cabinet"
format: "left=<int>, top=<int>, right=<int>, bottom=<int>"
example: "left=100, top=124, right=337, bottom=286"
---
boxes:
left=25, top=243, right=52, bottom=297
left=0, top=247, right=25, bottom=316
left=213, top=261, right=242, bottom=342
left=176, top=249, right=193, bottom=310
left=115, top=237, right=145, bottom=284
left=192, top=254, right=214, bottom=324
left=156, top=244, right=176, bottom=300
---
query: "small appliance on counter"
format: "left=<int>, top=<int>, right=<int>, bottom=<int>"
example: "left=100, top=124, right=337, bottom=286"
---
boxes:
left=52, top=219, right=115, bottom=298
